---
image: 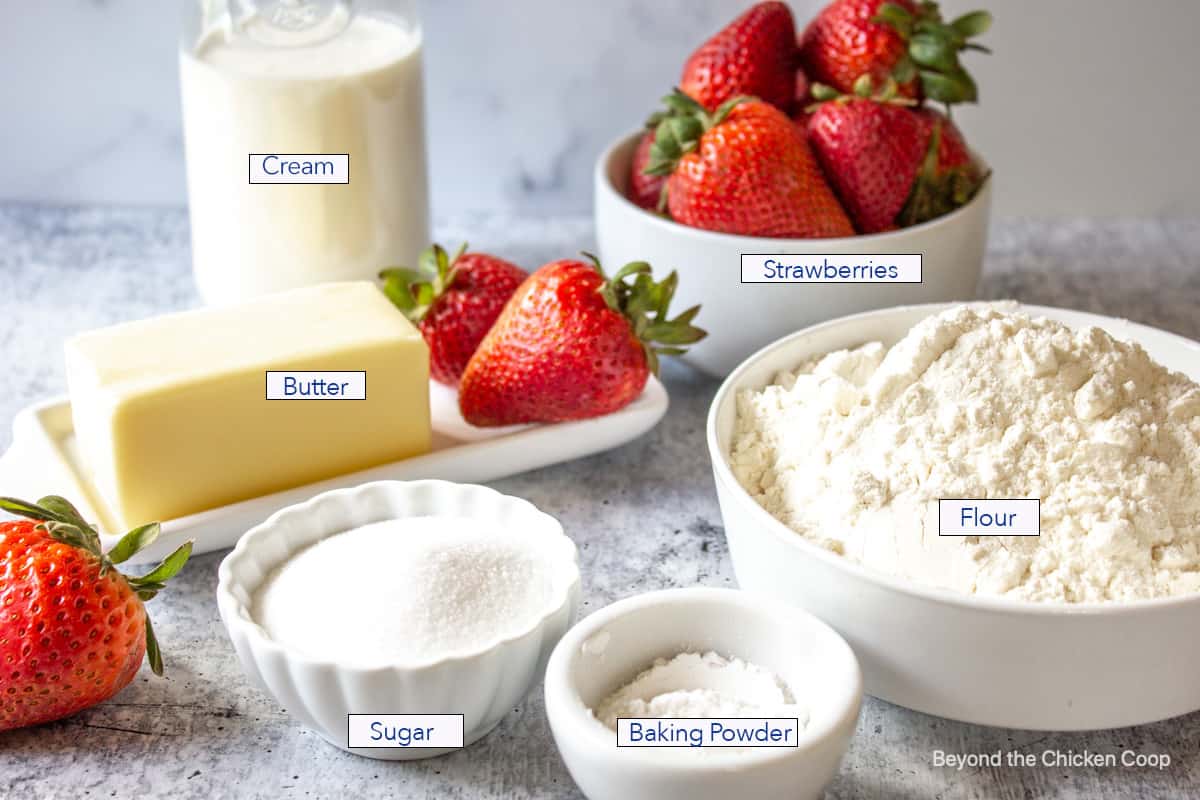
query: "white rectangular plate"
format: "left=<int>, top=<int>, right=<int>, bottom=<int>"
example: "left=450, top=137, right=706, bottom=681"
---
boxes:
left=0, top=379, right=667, bottom=563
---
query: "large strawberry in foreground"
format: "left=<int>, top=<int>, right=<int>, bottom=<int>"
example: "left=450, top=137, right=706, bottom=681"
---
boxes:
left=381, top=243, right=526, bottom=385
left=807, top=77, right=987, bottom=233
left=0, top=495, right=191, bottom=732
left=680, top=1, right=798, bottom=112
left=460, top=258, right=705, bottom=426
left=644, top=91, right=853, bottom=238
left=799, top=0, right=992, bottom=105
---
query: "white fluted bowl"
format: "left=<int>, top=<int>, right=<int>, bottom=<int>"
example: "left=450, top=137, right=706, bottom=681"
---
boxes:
left=216, top=479, right=581, bottom=760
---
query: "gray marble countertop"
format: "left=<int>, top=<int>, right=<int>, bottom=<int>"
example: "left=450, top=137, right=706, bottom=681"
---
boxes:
left=1, top=204, right=1198, bottom=799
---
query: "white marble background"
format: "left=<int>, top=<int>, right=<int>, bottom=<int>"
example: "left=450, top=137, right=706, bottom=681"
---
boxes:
left=3, top=0, right=1199, bottom=217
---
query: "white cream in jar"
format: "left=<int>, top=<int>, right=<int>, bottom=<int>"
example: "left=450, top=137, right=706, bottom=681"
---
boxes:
left=180, top=3, right=430, bottom=304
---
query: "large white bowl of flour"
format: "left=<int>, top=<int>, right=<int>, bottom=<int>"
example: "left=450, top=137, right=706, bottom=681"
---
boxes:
left=707, top=302, right=1200, bottom=730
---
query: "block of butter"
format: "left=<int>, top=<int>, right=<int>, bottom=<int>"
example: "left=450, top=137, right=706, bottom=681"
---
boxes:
left=65, top=282, right=430, bottom=528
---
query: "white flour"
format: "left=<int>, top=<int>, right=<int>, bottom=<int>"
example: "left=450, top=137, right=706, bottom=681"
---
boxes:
left=254, top=517, right=557, bottom=665
left=732, top=303, right=1200, bottom=603
left=594, top=651, right=806, bottom=729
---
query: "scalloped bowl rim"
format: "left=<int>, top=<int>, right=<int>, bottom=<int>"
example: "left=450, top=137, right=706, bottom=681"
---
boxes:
left=596, top=129, right=992, bottom=247
left=216, top=479, right=581, bottom=673
left=706, top=301, right=1200, bottom=617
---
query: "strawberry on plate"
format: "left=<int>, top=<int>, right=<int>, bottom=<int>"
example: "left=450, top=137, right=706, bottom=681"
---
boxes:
left=0, top=495, right=191, bottom=732
left=643, top=90, right=853, bottom=238
left=459, top=257, right=705, bottom=426
left=799, top=0, right=992, bottom=105
left=381, top=243, right=526, bottom=386
left=807, top=77, right=987, bottom=233
left=680, top=1, right=797, bottom=112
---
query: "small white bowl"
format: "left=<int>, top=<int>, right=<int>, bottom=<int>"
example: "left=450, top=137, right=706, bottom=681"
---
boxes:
left=544, top=588, right=862, bottom=800
left=594, top=131, right=992, bottom=377
left=707, top=303, right=1200, bottom=730
left=216, top=479, right=581, bottom=760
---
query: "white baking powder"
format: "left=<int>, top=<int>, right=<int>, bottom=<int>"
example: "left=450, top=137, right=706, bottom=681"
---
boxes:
left=253, top=517, right=558, bottom=665
left=732, top=303, right=1200, bottom=603
left=594, top=651, right=806, bottom=729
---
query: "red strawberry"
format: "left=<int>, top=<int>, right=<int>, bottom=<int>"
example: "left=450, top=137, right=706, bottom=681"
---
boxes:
left=643, top=91, right=853, bottom=238
left=0, top=495, right=191, bottom=732
left=628, top=130, right=667, bottom=212
left=459, top=258, right=705, bottom=426
left=792, top=67, right=814, bottom=128
left=381, top=244, right=526, bottom=385
left=799, top=0, right=992, bottom=106
left=807, top=78, right=986, bottom=233
left=680, top=2, right=797, bottom=112
left=795, top=66, right=812, bottom=108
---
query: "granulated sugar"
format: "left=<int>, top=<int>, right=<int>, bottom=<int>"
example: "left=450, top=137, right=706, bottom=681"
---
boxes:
left=732, top=303, right=1200, bottom=603
left=253, top=517, right=558, bottom=665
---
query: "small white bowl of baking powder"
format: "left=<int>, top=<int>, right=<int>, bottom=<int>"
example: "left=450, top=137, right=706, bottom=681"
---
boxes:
left=543, top=588, right=861, bottom=800
left=217, top=480, right=581, bottom=760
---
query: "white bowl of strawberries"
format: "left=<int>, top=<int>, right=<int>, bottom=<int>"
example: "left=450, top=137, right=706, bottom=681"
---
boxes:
left=595, top=0, right=994, bottom=378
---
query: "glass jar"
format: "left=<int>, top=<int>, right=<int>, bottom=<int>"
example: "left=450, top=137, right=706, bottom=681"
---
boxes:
left=180, top=0, right=430, bottom=304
